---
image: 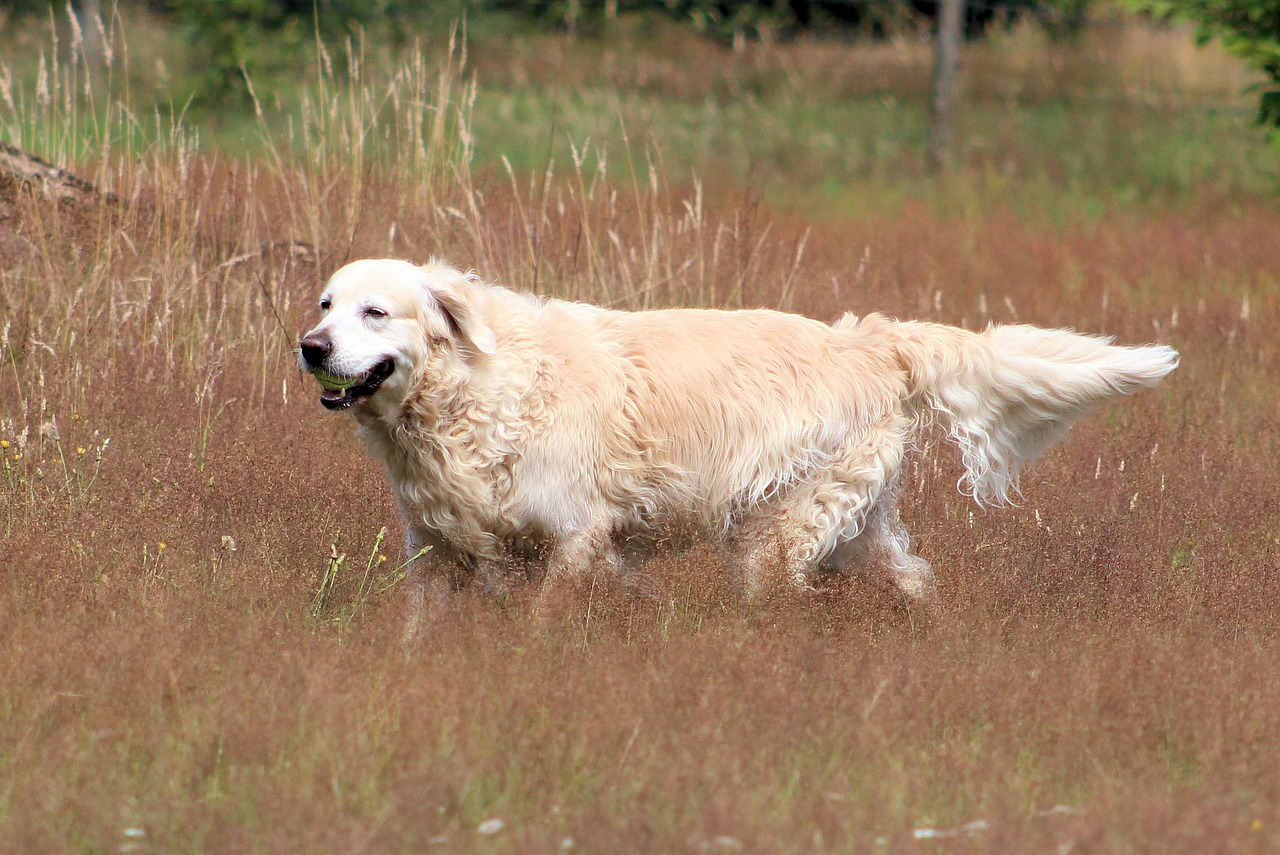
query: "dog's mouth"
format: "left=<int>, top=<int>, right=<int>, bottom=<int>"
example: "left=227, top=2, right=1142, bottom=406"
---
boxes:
left=312, top=358, right=396, bottom=411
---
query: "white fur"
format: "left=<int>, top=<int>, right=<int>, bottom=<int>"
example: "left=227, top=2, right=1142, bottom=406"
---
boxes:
left=301, top=258, right=1179, bottom=616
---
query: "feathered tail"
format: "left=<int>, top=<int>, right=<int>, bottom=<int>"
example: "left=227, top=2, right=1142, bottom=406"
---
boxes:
left=838, top=313, right=1179, bottom=505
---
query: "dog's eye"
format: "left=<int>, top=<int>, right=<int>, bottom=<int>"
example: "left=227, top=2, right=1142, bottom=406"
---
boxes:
left=364, top=307, right=388, bottom=319
left=319, top=298, right=331, bottom=312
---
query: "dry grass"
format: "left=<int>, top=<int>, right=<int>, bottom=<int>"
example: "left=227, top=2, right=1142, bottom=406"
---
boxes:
left=2, top=12, right=1279, bottom=853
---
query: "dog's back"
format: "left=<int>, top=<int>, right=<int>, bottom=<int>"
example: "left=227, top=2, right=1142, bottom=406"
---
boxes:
left=595, top=307, right=909, bottom=518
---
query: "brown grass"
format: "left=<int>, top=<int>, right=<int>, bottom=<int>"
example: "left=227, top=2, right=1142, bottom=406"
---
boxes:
left=2, top=16, right=1279, bottom=854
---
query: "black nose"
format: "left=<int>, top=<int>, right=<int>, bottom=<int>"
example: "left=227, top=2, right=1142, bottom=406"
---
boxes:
left=300, top=332, right=332, bottom=367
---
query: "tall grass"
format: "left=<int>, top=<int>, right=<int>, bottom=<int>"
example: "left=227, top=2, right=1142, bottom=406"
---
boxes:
left=0, top=10, right=813, bottom=439
left=1, top=8, right=1279, bottom=853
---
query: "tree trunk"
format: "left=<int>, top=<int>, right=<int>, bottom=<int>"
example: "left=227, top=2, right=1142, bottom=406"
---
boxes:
left=928, top=0, right=965, bottom=173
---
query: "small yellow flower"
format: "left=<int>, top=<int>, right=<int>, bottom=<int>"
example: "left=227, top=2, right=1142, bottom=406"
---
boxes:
left=76, top=447, right=86, bottom=456
left=377, top=554, right=388, bottom=564
left=71, top=413, right=82, bottom=421
left=1253, top=819, right=1264, bottom=832
left=157, top=542, right=168, bottom=552
left=0, top=439, right=8, bottom=449
left=13, top=452, right=22, bottom=461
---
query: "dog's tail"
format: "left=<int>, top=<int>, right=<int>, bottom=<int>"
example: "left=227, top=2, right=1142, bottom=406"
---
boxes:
left=837, top=313, right=1178, bottom=505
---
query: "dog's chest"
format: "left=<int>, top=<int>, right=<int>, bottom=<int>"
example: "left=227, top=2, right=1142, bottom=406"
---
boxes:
left=360, top=411, right=528, bottom=547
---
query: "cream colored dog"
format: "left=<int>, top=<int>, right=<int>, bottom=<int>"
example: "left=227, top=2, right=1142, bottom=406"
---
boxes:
left=300, top=258, right=1177, bottom=623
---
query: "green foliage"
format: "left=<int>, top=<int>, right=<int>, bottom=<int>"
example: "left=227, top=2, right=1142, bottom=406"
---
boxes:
left=1132, top=0, right=1280, bottom=139
left=165, top=0, right=397, bottom=102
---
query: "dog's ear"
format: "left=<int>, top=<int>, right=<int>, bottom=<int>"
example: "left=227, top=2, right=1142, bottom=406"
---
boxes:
left=420, top=271, right=497, bottom=356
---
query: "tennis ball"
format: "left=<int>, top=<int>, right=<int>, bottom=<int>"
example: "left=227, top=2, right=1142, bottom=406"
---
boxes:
left=314, top=370, right=358, bottom=392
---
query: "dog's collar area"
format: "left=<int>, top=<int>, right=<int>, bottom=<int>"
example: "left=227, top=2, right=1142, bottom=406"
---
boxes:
left=316, top=358, right=396, bottom=410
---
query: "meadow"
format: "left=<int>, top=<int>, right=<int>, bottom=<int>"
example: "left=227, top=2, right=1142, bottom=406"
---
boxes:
left=1, top=7, right=1279, bottom=852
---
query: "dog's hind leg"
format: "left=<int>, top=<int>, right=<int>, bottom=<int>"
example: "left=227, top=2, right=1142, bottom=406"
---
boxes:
left=823, top=479, right=936, bottom=601
left=737, top=414, right=915, bottom=601
left=867, top=486, right=935, bottom=600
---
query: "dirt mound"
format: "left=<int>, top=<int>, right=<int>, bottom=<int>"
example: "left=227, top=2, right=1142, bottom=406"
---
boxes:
left=0, top=143, right=123, bottom=262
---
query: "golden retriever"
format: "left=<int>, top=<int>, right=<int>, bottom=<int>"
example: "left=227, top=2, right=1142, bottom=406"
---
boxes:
left=300, top=258, right=1177, bottom=625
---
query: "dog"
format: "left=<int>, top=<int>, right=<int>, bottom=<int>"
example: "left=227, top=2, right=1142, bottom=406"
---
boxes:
left=299, top=258, right=1178, bottom=625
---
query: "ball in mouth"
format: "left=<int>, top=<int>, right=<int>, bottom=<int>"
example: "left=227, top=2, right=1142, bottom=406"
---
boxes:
left=312, top=359, right=395, bottom=410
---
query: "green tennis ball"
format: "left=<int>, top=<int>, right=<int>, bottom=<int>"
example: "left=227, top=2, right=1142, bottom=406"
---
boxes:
left=314, top=370, right=358, bottom=392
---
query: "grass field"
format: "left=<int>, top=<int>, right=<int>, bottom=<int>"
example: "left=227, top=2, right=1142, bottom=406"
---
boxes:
left=2, top=8, right=1279, bottom=852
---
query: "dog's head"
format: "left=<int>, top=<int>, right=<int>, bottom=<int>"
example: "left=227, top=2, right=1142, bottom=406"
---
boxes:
left=299, top=258, right=496, bottom=414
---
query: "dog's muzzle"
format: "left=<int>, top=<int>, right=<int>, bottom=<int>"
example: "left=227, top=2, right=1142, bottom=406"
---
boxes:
left=299, top=332, right=396, bottom=411
left=312, top=358, right=395, bottom=411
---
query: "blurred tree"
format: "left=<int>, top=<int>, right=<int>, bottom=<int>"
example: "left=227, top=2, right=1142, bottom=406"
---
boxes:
left=1130, top=0, right=1280, bottom=141
left=928, top=0, right=964, bottom=171
left=165, top=0, right=398, bottom=102
left=474, top=0, right=1071, bottom=41
left=0, top=0, right=55, bottom=12
left=1035, top=0, right=1091, bottom=38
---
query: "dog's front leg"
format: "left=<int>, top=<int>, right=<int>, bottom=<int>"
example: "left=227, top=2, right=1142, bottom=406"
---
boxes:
left=532, top=525, right=621, bottom=621
left=400, top=526, right=461, bottom=643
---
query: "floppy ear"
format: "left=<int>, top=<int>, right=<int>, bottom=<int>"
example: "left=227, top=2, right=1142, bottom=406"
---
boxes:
left=419, top=270, right=497, bottom=356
